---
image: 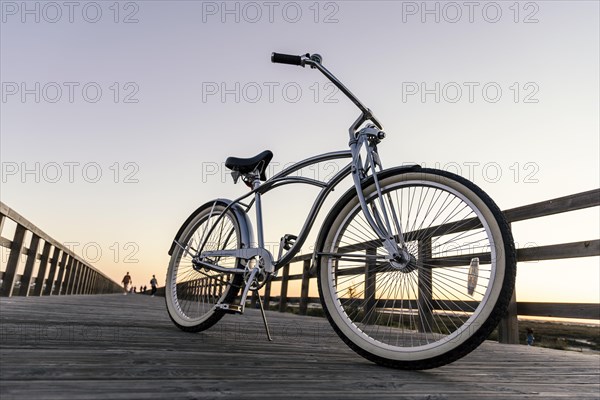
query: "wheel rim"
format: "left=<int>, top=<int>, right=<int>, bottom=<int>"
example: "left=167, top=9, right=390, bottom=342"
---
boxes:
left=321, top=173, right=506, bottom=361
left=167, top=207, right=241, bottom=326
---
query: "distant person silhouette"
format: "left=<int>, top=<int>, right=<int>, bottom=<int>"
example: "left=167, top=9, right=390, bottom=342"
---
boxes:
left=150, top=275, right=158, bottom=297
left=526, top=328, right=535, bottom=346
left=122, top=272, right=132, bottom=295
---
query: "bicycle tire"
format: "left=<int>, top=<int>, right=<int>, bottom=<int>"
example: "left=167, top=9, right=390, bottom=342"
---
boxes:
left=165, top=202, right=245, bottom=332
left=317, top=167, right=516, bottom=369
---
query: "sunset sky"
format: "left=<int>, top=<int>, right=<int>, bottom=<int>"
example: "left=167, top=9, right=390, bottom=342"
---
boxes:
left=1, top=1, right=598, bottom=304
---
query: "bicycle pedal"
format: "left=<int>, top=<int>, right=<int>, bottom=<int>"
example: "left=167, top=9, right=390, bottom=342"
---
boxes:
left=216, top=303, right=244, bottom=314
left=281, top=234, right=297, bottom=250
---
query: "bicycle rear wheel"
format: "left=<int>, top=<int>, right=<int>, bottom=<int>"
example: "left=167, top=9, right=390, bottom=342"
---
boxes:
left=317, top=168, right=516, bottom=369
left=166, top=202, right=244, bottom=332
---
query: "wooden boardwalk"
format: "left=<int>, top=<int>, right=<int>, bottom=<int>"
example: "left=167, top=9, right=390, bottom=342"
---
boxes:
left=1, top=295, right=598, bottom=399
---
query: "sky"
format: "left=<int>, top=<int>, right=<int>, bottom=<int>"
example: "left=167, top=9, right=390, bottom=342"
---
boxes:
left=1, top=0, right=599, bottom=304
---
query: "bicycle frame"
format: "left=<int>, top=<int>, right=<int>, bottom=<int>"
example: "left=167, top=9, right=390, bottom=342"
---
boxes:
left=191, top=150, right=353, bottom=274
left=177, top=53, right=412, bottom=284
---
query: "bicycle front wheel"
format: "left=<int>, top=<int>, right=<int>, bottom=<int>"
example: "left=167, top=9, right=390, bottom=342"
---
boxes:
left=166, top=202, right=244, bottom=332
left=317, top=168, right=516, bottom=369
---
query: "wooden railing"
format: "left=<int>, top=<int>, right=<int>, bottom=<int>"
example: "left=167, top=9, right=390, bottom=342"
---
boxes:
left=0, top=202, right=122, bottom=297
left=251, top=189, right=600, bottom=344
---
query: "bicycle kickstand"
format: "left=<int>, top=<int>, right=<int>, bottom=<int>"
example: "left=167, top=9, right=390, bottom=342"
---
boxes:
left=238, top=267, right=273, bottom=341
left=257, top=291, right=273, bottom=341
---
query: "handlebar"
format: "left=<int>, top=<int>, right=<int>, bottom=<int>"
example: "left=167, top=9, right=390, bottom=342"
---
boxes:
left=270, top=51, right=383, bottom=132
left=271, top=52, right=303, bottom=66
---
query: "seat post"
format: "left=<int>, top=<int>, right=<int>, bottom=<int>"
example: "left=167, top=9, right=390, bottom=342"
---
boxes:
left=252, top=178, right=265, bottom=248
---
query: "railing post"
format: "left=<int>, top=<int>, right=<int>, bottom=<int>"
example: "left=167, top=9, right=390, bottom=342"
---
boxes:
left=1, top=224, right=27, bottom=297
left=90, top=272, right=98, bottom=294
left=66, top=259, right=79, bottom=295
left=52, top=251, right=68, bottom=295
left=72, top=261, right=83, bottom=294
left=364, top=248, right=377, bottom=324
left=250, top=290, right=258, bottom=308
left=418, top=238, right=433, bottom=333
left=299, top=259, right=311, bottom=315
left=82, top=268, right=90, bottom=294
left=58, top=253, right=73, bottom=295
left=44, top=247, right=61, bottom=296
left=83, top=270, right=90, bottom=294
left=73, top=263, right=82, bottom=294
left=263, top=278, right=271, bottom=310
left=278, top=264, right=290, bottom=312
left=19, top=233, right=40, bottom=296
left=33, top=242, right=52, bottom=296
left=498, top=287, right=519, bottom=344
left=498, top=223, right=519, bottom=344
left=77, top=266, right=88, bottom=295
left=76, top=262, right=85, bottom=294
left=90, top=270, right=97, bottom=294
left=84, top=268, right=91, bottom=294
left=100, top=277, right=107, bottom=294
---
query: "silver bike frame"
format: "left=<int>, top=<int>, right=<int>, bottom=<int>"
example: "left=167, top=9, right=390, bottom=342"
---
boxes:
left=188, top=54, right=408, bottom=280
left=196, top=150, right=353, bottom=274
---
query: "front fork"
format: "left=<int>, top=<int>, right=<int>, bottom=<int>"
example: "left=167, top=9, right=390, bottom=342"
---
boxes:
left=350, top=126, right=412, bottom=267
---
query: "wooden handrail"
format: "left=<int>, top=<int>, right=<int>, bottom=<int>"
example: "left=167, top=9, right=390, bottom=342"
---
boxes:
left=0, top=201, right=122, bottom=297
left=263, top=189, right=600, bottom=345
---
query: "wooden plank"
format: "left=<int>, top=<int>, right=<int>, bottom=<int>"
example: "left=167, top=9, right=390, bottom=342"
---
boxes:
left=1, top=224, right=27, bottom=297
left=86, top=268, right=94, bottom=294
left=498, top=289, right=519, bottom=344
left=18, top=233, right=41, bottom=296
left=33, top=241, right=52, bottom=296
left=278, top=264, right=290, bottom=312
left=298, top=259, right=311, bottom=315
left=53, top=252, right=69, bottom=295
left=0, top=236, right=11, bottom=249
left=517, top=240, right=600, bottom=261
left=517, top=302, right=600, bottom=319
left=76, top=266, right=87, bottom=295
left=418, top=238, right=433, bottom=332
left=498, top=222, right=519, bottom=344
left=368, top=239, right=598, bottom=269
left=285, top=296, right=321, bottom=304
left=89, top=272, right=98, bottom=294
left=284, top=297, right=600, bottom=321
left=66, top=257, right=79, bottom=295
left=44, top=248, right=61, bottom=296
left=364, top=248, right=377, bottom=324
left=78, top=264, right=88, bottom=295
left=263, top=278, right=271, bottom=310
left=504, top=189, right=600, bottom=222
left=0, top=295, right=598, bottom=400
left=249, top=290, right=258, bottom=308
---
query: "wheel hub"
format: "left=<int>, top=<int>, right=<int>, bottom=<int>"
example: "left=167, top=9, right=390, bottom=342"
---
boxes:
left=389, top=250, right=418, bottom=273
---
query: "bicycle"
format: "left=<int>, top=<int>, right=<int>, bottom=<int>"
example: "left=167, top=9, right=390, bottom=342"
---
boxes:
left=165, top=52, right=517, bottom=370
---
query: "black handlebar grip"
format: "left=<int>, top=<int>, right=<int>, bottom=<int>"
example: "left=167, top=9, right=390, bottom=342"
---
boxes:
left=271, top=52, right=302, bottom=66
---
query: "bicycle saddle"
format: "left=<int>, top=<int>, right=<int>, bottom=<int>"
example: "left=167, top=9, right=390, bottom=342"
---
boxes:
left=225, top=150, right=273, bottom=181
